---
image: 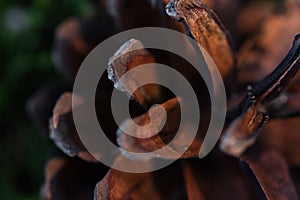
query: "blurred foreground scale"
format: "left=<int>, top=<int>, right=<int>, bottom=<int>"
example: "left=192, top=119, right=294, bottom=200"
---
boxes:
left=237, top=1, right=300, bottom=85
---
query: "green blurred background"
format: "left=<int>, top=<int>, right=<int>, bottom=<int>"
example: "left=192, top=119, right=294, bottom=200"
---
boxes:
left=0, top=0, right=93, bottom=199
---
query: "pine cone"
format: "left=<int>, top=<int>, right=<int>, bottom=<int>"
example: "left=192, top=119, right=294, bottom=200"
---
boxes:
left=27, top=0, right=300, bottom=199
